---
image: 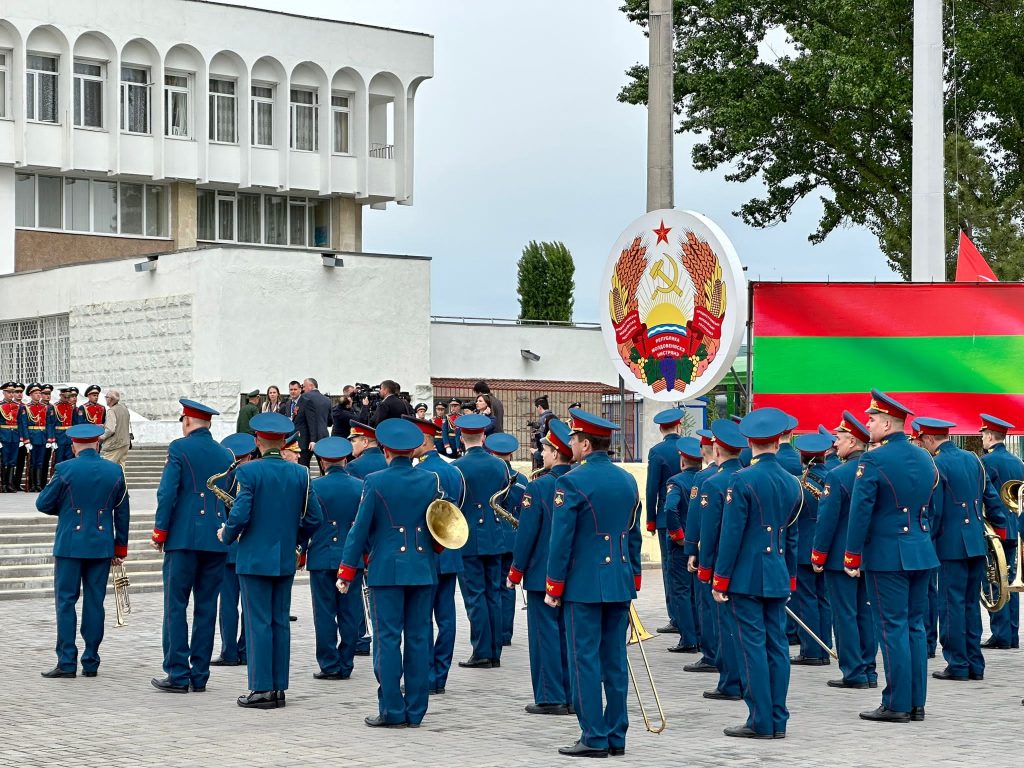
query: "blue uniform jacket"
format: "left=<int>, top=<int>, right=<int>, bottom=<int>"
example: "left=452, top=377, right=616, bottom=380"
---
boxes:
left=824, top=453, right=841, bottom=470
left=545, top=452, right=642, bottom=603
left=347, top=447, right=387, bottom=480
left=712, top=454, right=801, bottom=598
left=305, top=465, right=364, bottom=571
left=796, top=462, right=829, bottom=565
left=663, top=466, right=700, bottom=543
left=153, top=428, right=234, bottom=552
left=37, top=449, right=130, bottom=559
left=222, top=468, right=242, bottom=565
left=683, top=463, right=718, bottom=556
left=453, top=446, right=510, bottom=557
left=338, top=456, right=440, bottom=587
left=930, top=441, right=1007, bottom=561
left=982, top=443, right=1024, bottom=541
left=811, top=451, right=863, bottom=571
left=510, top=464, right=571, bottom=592
left=499, top=467, right=527, bottom=553
left=417, top=451, right=466, bottom=574
left=645, top=434, right=680, bottom=529
left=844, top=432, right=940, bottom=572
left=776, top=442, right=802, bottom=476
left=222, top=453, right=324, bottom=576
left=695, top=459, right=742, bottom=582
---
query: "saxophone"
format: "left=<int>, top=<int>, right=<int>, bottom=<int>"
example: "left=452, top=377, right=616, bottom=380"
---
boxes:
left=206, top=459, right=241, bottom=509
left=490, top=476, right=520, bottom=530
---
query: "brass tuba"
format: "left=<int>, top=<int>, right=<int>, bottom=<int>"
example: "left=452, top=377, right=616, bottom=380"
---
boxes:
left=426, top=475, right=469, bottom=550
left=981, top=520, right=1010, bottom=613
left=1000, top=479, right=1024, bottom=594
left=206, top=459, right=241, bottom=509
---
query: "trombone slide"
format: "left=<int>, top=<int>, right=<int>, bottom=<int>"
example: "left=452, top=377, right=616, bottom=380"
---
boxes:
left=625, top=603, right=667, bottom=734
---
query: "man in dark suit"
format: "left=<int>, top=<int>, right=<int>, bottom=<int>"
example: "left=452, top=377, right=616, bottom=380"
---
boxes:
left=370, top=380, right=412, bottom=426
left=294, top=378, right=331, bottom=469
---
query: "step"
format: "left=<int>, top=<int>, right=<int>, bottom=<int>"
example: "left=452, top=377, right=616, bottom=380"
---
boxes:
left=0, top=570, right=310, bottom=601
left=1, top=556, right=165, bottom=575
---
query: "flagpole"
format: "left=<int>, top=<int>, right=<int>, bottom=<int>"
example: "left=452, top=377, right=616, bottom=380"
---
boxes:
left=911, top=0, right=945, bottom=282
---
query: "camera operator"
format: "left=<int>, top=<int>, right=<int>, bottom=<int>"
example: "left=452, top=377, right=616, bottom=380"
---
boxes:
left=330, top=395, right=356, bottom=438
left=530, top=396, right=554, bottom=470
left=369, top=380, right=412, bottom=426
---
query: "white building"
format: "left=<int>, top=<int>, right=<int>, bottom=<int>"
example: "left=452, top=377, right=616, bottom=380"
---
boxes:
left=0, top=0, right=433, bottom=274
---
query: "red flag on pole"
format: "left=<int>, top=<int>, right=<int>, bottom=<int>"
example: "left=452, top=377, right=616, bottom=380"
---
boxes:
left=955, top=230, right=998, bottom=282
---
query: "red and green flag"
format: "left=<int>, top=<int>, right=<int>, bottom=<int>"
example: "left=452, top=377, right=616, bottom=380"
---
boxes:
left=751, top=282, right=1024, bottom=434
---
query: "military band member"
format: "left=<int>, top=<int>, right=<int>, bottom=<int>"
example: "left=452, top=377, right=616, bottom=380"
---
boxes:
left=0, top=382, right=26, bottom=493
left=485, top=432, right=526, bottom=646
left=695, top=419, right=748, bottom=701
left=302, top=436, right=364, bottom=680
left=347, top=421, right=387, bottom=479
left=220, top=412, right=324, bottom=709
left=407, top=415, right=466, bottom=695
left=51, top=387, right=77, bottom=466
left=36, top=424, right=129, bottom=678
left=21, top=383, right=55, bottom=492
left=681, top=428, right=719, bottom=670
left=811, top=412, right=878, bottom=689
left=646, top=408, right=684, bottom=634
left=75, top=385, right=106, bottom=426
left=150, top=399, right=235, bottom=695
left=845, top=390, right=940, bottom=723
left=545, top=408, right=641, bottom=758
left=819, top=425, right=841, bottom=469
left=454, top=413, right=510, bottom=668
left=336, top=418, right=443, bottom=727
left=211, top=432, right=257, bottom=667
left=909, top=418, right=940, bottom=659
left=508, top=418, right=573, bottom=715
left=979, top=413, right=1024, bottom=649
left=790, top=433, right=834, bottom=665
left=918, top=417, right=1007, bottom=681
left=661, top=435, right=702, bottom=653
left=777, top=417, right=802, bottom=475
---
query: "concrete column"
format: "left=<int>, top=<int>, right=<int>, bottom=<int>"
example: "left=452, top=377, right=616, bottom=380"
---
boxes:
left=330, top=197, right=362, bottom=252
left=646, top=0, right=674, bottom=213
left=0, top=166, right=15, bottom=274
left=911, top=0, right=945, bottom=281
left=170, top=181, right=197, bottom=249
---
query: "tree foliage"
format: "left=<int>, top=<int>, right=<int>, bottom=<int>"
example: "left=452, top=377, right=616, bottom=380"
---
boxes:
left=517, top=241, right=576, bottom=322
left=618, top=0, right=1024, bottom=279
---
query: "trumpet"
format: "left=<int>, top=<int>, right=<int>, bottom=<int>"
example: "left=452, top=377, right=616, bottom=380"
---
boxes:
left=626, top=604, right=666, bottom=733
left=490, top=478, right=519, bottom=530
left=206, top=459, right=241, bottom=509
left=111, top=562, right=131, bottom=627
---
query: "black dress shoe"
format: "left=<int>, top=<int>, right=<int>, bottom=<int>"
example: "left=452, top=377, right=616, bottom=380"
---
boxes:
left=568, top=705, right=576, bottom=715
left=190, top=683, right=206, bottom=692
left=684, top=660, right=718, bottom=672
left=354, top=649, right=370, bottom=656
left=827, top=678, right=868, bottom=689
left=703, top=688, right=742, bottom=701
left=82, top=670, right=98, bottom=678
left=41, top=667, right=76, bottom=679
left=458, top=656, right=493, bottom=669
left=237, top=690, right=277, bottom=709
left=655, top=623, right=679, bottom=634
left=502, top=640, right=512, bottom=647
left=969, top=672, right=984, bottom=681
left=364, top=715, right=407, bottom=728
left=932, top=667, right=969, bottom=681
left=276, top=691, right=286, bottom=706
left=788, top=635, right=800, bottom=646
left=790, top=655, right=830, bottom=666
left=910, top=706, right=925, bottom=721
left=773, top=732, right=786, bottom=739
left=557, top=740, right=609, bottom=757
left=525, top=703, right=569, bottom=715
left=313, top=671, right=349, bottom=680
left=859, top=706, right=910, bottom=723
left=289, top=615, right=298, bottom=622
left=492, top=659, right=501, bottom=668
left=981, top=639, right=1010, bottom=649
left=429, top=687, right=445, bottom=695
left=868, top=680, right=878, bottom=688
left=667, top=644, right=699, bottom=653
left=151, top=677, right=189, bottom=693
left=209, top=657, right=240, bottom=667
left=723, top=725, right=773, bottom=739
left=608, top=746, right=625, bottom=756
left=927, top=652, right=936, bottom=659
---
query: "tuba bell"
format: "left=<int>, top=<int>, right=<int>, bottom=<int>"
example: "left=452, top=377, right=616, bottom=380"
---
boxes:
left=980, top=520, right=1010, bottom=613
left=426, top=475, right=469, bottom=550
left=999, top=479, right=1024, bottom=594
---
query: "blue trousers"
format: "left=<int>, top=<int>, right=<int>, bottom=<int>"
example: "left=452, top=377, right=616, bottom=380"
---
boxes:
left=664, top=535, right=697, bottom=645
left=54, top=434, right=73, bottom=464
left=54, top=556, right=110, bottom=672
left=310, top=568, right=362, bottom=677
left=729, top=594, right=790, bottom=736
left=657, top=531, right=673, bottom=625
left=989, top=540, right=1020, bottom=647
left=696, top=579, right=718, bottom=667
left=239, top=573, right=294, bottom=691
left=429, top=572, right=458, bottom=690
left=527, top=589, right=569, bottom=706
left=867, top=569, right=930, bottom=713
left=500, top=552, right=516, bottom=644
left=565, top=601, right=630, bottom=750
left=355, top=593, right=371, bottom=654
left=938, top=557, right=985, bottom=677
left=824, top=569, right=877, bottom=684
left=714, top=598, right=742, bottom=697
left=795, top=565, right=832, bottom=659
left=927, top=568, right=939, bottom=655
left=161, top=549, right=226, bottom=688
left=27, top=431, right=48, bottom=467
left=218, top=562, right=246, bottom=662
left=368, top=584, right=433, bottom=726
left=460, top=554, right=503, bottom=661
left=0, top=430, right=19, bottom=466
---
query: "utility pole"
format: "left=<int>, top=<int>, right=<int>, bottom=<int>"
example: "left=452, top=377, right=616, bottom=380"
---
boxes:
left=911, top=0, right=945, bottom=281
left=646, top=0, right=674, bottom=213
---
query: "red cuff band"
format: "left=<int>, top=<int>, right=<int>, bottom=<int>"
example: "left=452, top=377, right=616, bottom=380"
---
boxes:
left=668, top=528, right=684, bottom=542
left=696, top=565, right=712, bottom=583
left=545, top=578, right=564, bottom=598
left=843, top=552, right=861, bottom=569
left=634, top=573, right=642, bottom=591
left=994, top=527, right=1007, bottom=539
left=646, top=521, right=656, bottom=533
left=432, top=541, right=444, bottom=554
left=363, top=553, right=369, bottom=567
left=508, top=565, right=524, bottom=585
left=296, top=554, right=307, bottom=569
left=337, top=563, right=357, bottom=582
left=114, top=545, right=128, bottom=558
left=790, top=576, right=797, bottom=592
left=151, top=529, right=168, bottom=544
left=712, top=574, right=730, bottom=592
left=810, top=549, right=828, bottom=567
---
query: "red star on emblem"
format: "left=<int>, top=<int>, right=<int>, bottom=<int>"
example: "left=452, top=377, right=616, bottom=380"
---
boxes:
left=653, top=220, right=671, bottom=245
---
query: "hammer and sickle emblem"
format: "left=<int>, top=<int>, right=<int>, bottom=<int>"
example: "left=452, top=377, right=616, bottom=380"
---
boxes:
left=649, top=257, right=683, bottom=298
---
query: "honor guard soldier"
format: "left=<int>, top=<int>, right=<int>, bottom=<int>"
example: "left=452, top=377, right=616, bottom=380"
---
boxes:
left=36, top=424, right=129, bottom=678
left=695, top=419, right=748, bottom=702
left=219, top=412, right=324, bottom=708
left=21, top=383, right=55, bottom=492
left=545, top=408, right=641, bottom=758
left=302, top=436, right=364, bottom=680
left=979, top=414, right=1024, bottom=649
left=347, top=421, right=387, bottom=479
left=12, top=383, right=29, bottom=491
left=790, top=433, right=834, bottom=666
left=150, top=399, right=235, bottom=695
left=811, top=412, right=879, bottom=689
left=211, top=432, right=257, bottom=667
left=712, top=408, right=802, bottom=739
left=917, top=417, right=1007, bottom=682
left=336, top=418, right=445, bottom=728
left=406, top=415, right=466, bottom=695
left=441, top=399, right=463, bottom=458
left=453, top=413, right=511, bottom=669
left=646, top=408, right=684, bottom=634
left=820, top=425, right=841, bottom=469
left=1, top=382, right=26, bottom=493
left=507, top=418, right=574, bottom=715
left=844, top=390, right=940, bottom=723
left=485, top=431, right=527, bottom=646
left=681, top=428, right=719, bottom=670
left=75, top=385, right=106, bottom=426
left=661, top=435, right=703, bottom=653
left=51, top=387, right=77, bottom=466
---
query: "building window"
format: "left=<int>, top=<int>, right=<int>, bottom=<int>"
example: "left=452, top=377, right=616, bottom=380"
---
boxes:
left=120, top=182, right=145, bottom=235
left=0, top=314, right=71, bottom=385
left=26, top=54, right=59, bottom=123
left=264, top=194, right=287, bottom=245
left=64, top=177, right=91, bottom=231
left=290, top=88, right=318, bottom=151
left=37, top=175, right=63, bottom=229
left=165, top=73, right=190, bottom=138
left=93, top=181, right=118, bottom=234
left=197, top=189, right=215, bottom=240
left=331, top=93, right=351, bottom=154
left=251, top=84, right=274, bottom=147
left=120, top=66, right=150, bottom=134
left=0, top=51, right=9, bottom=119
left=197, top=189, right=329, bottom=248
left=146, top=186, right=167, bottom=237
left=209, top=78, right=236, bottom=143
left=238, top=193, right=261, bottom=243
left=73, top=60, right=104, bottom=129
left=15, top=174, right=35, bottom=227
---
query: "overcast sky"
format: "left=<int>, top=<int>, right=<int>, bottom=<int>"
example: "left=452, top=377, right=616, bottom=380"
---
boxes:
left=221, top=0, right=897, bottom=321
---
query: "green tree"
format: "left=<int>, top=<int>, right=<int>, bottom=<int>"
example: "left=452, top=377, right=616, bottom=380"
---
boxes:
left=618, top=0, right=1024, bottom=279
left=517, top=241, right=576, bottom=322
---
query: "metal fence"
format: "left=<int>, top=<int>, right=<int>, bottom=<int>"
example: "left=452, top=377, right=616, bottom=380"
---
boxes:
left=0, top=314, right=70, bottom=384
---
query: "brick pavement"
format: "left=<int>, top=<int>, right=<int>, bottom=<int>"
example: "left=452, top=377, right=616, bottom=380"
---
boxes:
left=2, top=544, right=1022, bottom=765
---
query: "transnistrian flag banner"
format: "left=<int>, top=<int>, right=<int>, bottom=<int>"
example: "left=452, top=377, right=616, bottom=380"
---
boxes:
left=751, top=282, right=1024, bottom=434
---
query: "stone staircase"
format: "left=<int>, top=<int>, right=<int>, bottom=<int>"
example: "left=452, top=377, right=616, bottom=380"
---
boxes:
left=124, top=444, right=321, bottom=489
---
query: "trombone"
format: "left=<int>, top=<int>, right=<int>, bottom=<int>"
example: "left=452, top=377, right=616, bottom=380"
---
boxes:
left=111, top=562, right=132, bottom=627
left=626, top=604, right=666, bottom=733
